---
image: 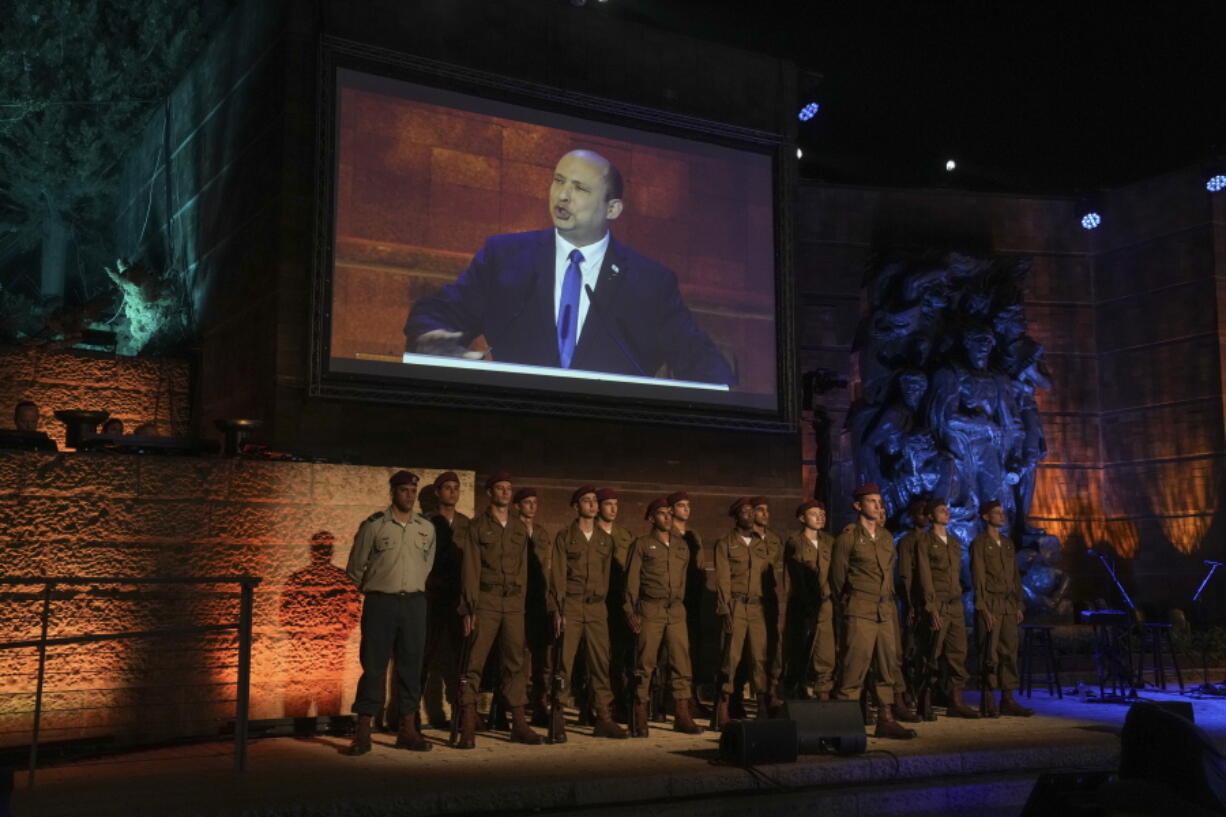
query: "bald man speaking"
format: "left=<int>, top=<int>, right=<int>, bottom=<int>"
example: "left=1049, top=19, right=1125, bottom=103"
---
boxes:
left=405, top=150, right=736, bottom=386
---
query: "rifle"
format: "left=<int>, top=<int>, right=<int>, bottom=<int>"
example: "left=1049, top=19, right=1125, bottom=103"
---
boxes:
left=450, top=627, right=477, bottom=746
left=548, top=621, right=567, bottom=743
left=710, top=599, right=737, bottom=731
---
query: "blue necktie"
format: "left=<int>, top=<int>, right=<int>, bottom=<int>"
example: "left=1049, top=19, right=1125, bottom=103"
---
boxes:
left=557, top=249, right=583, bottom=368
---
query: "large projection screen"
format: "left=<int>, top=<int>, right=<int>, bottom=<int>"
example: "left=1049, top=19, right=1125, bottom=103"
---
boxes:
left=325, top=66, right=780, bottom=417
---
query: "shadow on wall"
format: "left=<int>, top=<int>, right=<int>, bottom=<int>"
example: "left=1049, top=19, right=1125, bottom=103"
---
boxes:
left=278, top=531, right=362, bottom=718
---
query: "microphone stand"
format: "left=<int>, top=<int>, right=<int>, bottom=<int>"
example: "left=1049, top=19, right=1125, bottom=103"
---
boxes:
left=1192, top=560, right=1223, bottom=694
left=1087, top=548, right=1138, bottom=699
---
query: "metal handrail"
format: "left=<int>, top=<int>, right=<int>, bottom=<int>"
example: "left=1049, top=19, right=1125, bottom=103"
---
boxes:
left=0, top=575, right=261, bottom=785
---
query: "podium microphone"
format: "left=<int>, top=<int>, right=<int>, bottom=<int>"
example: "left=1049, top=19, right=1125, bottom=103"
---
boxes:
left=584, top=284, right=647, bottom=376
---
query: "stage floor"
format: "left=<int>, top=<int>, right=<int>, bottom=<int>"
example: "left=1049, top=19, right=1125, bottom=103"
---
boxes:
left=11, top=688, right=1226, bottom=817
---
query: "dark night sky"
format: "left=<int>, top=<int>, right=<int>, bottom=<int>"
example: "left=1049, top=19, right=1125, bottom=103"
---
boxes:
left=605, top=2, right=1226, bottom=193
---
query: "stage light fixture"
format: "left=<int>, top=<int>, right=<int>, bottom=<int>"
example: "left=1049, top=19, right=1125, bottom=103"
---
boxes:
left=945, top=159, right=956, bottom=172
left=1208, top=175, right=1226, bottom=193
left=798, top=102, right=819, bottom=121
left=1081, top=212, right=1102, bottom=230
left=797, top=147, right=804, bottom=159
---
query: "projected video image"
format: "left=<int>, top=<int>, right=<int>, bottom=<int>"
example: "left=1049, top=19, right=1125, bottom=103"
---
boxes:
left=329, top=68, right=778, bottom=412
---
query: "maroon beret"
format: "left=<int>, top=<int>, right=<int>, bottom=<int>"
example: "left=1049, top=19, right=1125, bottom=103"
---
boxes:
left=908, top=497, right=930, bottom=514
left=644, top=496, right=671, bottom=520
left=852, top=483, right=882, bottom=498
left=728, top=496, right=753, bottom=517
left=595, top=488, right=618, bottom=502
left=749, top=495, right=770, bottom=508
left=796, top=499, right=825, bottom=517
left=925, top=497, right=948, bottom=516
left=389, top=470, right=419, bottom=488
left=484, top=470, right=513, bottom=490
left=571, top=485, right=598, bottom=505
left=979, top=499, right=1002, bottom=516
left=433, top=470, right=460, bottom=489
left=513, top=487, right=538, bottom=504
left=666, top=491, right=690, bottom=506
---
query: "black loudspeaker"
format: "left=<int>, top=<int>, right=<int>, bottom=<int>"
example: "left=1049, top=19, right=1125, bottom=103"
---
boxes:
left=1152, top=700, right=1194, bottom=722
left=1019, top=771, right=1113, bottom=816
left=779, top=700, right=867, bottom=755
left=718, top=719, right=799, bottom=766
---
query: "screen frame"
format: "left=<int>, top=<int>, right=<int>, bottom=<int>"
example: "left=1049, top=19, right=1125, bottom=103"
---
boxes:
left=310, top=35, right=799, bottom=433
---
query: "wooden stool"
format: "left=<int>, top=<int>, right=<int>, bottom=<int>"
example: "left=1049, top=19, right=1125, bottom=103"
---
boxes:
left=1135, top=622, right=1184, bottom=692
left=1020, top=624, right=1063, bottom=699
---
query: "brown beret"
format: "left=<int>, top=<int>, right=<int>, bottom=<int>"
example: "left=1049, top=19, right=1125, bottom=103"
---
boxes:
left=908, top=497, right=930, bottom=514
left=433, top=470, right=460, bottom=489
left=595, top=488, right=618, bottom=502
left=644, top=496, right=671, bottom=520
left=513, top=487, right=538, bottom=504
left=796, top=499, right=825, bottom=517
left=666, top=491, right=690, bottom=506
left=484, top=470, right=512, bottom=490
left=852, top=483, right=881, bottom=498
left=728, top=496, right=753, bottom=517
left=389, top=470, right=419, bottom=488
left=979, top=499, right=1002, bottom=516
left=925, top=497, right=948, bottom=516
left=571, top=485, right=598, bottom=505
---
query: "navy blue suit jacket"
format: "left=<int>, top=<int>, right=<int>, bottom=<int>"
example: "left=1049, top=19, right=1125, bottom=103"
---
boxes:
left=405, top=230, right=736, bottom=385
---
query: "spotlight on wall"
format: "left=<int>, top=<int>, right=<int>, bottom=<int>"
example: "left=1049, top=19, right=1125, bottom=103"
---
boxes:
left=797, top=147, right=804, bottom=159
left=1081, top=212, right=1102, bottom=230
left=798, top=102, right=820, bottom=121
left=1208, top=174, right=1226, bottom=193
left=945, top=159, right=956, bottom=172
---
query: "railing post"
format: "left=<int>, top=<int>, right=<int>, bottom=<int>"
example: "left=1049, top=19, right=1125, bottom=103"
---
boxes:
left=234, top=580, right=254, bottom=772
left=28, top=582, right=54, bottom=788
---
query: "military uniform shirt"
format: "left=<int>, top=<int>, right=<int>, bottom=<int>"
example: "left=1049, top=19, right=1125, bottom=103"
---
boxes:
left=346, top=506, right=437, bottom=594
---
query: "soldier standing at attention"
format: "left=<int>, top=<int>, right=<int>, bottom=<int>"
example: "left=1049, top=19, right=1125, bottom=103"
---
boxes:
left=455, top=471, right=543, bottom=749
left=554, top=486, right=629, bottom=738
left=785, top=500, right=836, bottom=700
left=421, top=471, right=468, bottom=730
left=624, top=498, right=703, bottom=736
left=830, top=484, right=915, bottom=739
left=668, top=490, right=710, bottom=718
left=970, top=500, right=1034, bottom=717
left=713, top=497, right=772, bottom=726
left=750, top=497, right=787, bottom=715
left=915, top=498, right=979, bottom=718
left=344, top=470, right=436, bottom=755
left=598, top=488, right=636, bottom=723
left=516, top=487, right=555, bottom=727
left=891, top=500, right=926, bottom=723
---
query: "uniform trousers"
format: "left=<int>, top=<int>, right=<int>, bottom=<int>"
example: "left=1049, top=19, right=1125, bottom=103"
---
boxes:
left=720, top=600, right=768, bottom=695
left=352, top=591, right=427, bottom=717
left=461, top=600, right=528, bottom=707
left=834, top=613, right=898, bottom=704
left=560, top=599, right=613, bottom=709
left=634, top=600, right=693, bottom=703
left=920, top=598, right=970, bottom=692
left=977, top=608, right=1020, bottom=691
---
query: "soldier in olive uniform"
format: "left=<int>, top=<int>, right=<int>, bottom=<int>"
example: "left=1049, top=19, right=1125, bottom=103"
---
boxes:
left=914, top=498, right=979, bottom=718
left=624, top=498, right=703, bottom=736
left=713, top=497, right=773, bottom=727
left=516, top=487, right=554, bottom=727
left=455, top=471, right=544, bottom=749
left=971, top=500, right=1034, bottom=717
left=344, top=470, right=436, bottom=755
left=830, top=483, right=915, bottom=739
left=669, top=490, right=711, bottom=718
left=890, top=500, right=927, bottom=723
left=598, top=488, right=636, bottom=723
left=785, top=500, right=836, bottom=699
left=554, top=486, right=629, bottom=738
left=421, top=471, right=469, bottom=730
left=750, top=497, right=788, bottom=714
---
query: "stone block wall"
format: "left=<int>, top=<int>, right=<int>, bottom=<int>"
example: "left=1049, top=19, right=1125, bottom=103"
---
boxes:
left=0, top=453, right=474, bottom=748
left=0, top=346, right=190, bottom=449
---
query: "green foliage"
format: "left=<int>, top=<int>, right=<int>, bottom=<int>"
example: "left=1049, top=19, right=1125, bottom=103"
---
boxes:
left=0, top=0, right=216, bottom=303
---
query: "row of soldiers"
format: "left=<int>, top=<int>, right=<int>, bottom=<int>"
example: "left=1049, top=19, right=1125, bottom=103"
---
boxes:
left=342, top=471, right=1031, bottom=755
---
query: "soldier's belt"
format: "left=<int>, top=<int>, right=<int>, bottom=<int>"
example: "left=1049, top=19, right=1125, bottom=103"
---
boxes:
left=642, top=596, right=684, bottom=607
left=731, top=593, right=761, bottom=604
left=848, top=590, right=894, bottom=603
left=479, top=583, right=522, bottom=597
left=568, top=592, right=605, bottom=604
